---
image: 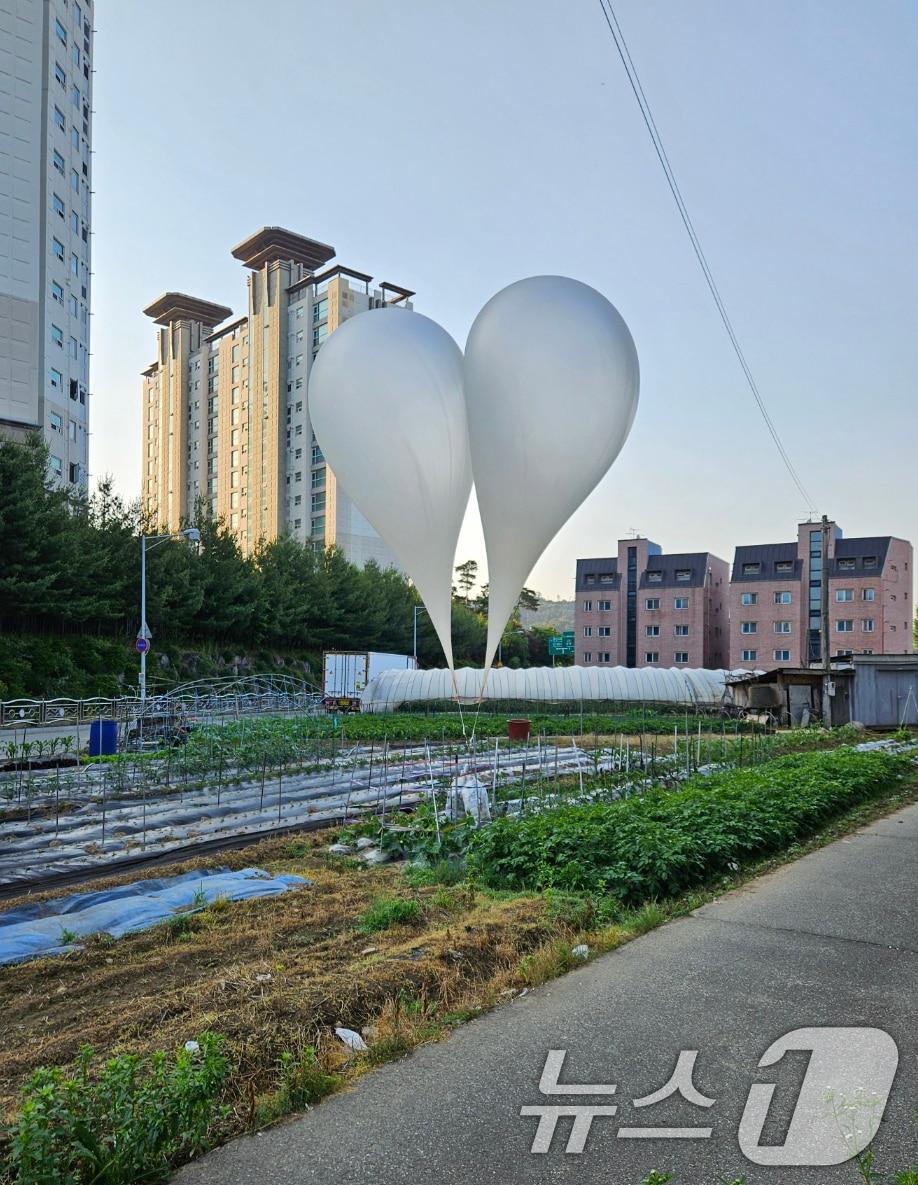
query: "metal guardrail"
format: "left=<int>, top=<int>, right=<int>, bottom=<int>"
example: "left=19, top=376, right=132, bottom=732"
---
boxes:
left=0, top=687, right=322, bottom=730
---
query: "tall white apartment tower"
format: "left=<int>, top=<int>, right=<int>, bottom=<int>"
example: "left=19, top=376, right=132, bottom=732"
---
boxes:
left=0, top=0, right=92, bottom=485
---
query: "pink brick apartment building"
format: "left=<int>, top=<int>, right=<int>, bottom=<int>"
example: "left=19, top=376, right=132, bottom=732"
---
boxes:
left=729, top=521, right=914, bottom=671
left=575, top=538, right=729, bottom=669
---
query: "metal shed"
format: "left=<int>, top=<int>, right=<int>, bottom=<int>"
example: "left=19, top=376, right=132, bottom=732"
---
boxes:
left=850, top=655, right=918, bottom=727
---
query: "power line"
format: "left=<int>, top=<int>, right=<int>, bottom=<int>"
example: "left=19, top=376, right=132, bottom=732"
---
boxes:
left=596, top=0, right=814, bottom=511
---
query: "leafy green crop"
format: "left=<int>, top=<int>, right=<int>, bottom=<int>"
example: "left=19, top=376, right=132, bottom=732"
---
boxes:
left=5, top=1033, right=229, bottom=1185
left=468, top=748, right=909, bottom=902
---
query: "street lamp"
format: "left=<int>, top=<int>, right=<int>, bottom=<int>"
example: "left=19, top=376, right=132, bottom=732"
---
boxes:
left=139, top=528, right=200, bottom=704
left=412, top=604, right=428, bottom=665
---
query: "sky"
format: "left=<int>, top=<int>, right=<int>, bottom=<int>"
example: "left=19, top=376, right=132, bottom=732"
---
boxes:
left=88, top=0, right=918, bottom=601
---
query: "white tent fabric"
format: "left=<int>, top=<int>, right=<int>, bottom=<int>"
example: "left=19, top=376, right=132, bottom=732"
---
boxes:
left=361, top=665, right=737, bottom=713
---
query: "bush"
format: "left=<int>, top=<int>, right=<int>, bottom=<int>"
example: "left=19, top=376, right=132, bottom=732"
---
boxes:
left=6, top=1033, right=229, bottom=1185
left=468, top=749, right=909, bottom=902
left=358, top=897, right=421, bottom=933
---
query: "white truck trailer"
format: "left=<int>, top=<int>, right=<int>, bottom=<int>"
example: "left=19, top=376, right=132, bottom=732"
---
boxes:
left=322, top=651, right=417, bottom=711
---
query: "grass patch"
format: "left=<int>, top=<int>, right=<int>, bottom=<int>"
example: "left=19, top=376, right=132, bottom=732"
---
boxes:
left=358, top=897, right=422, bottom=933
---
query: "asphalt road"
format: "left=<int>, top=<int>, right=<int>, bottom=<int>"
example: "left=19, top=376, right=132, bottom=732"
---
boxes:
left=175, top=804, right=918, bottom=1185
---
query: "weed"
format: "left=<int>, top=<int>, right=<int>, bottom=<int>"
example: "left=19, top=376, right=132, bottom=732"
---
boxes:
left=893, top=1170, right=918, bottom=1185
left=166, top=913, right=196, bottom=940
left=286, top=840, right=311, bottom=858
left=58, top=927, right=77, bottom=946
left=6, top=1034, right=229, bottom=1185
left=640, top=1173, right=674, bottom=1185
left=358, top=897, right=421, bottom=933
left=253, top=1046, right=339, bottom=1127
left=625, top=901, right=667, bottom=935
left=190, top=885, right=208, bottom=910
left=404, top=858, right=466, bottom=887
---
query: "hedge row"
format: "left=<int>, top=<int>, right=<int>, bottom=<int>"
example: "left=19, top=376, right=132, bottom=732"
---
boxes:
left=467, top=748, right=911, bottom=902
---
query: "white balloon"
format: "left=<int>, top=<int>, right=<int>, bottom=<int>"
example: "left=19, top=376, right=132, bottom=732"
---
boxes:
left=464, top=276, right=639, bottom=676
left=309, top=308, right=472, bottom=670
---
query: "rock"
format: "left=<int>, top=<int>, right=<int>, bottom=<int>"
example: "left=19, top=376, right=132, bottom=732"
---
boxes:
left=360, top=946, right=378, bottom=956
left=335, top=1026, right=368, bottom=1052
left=184, top=1040, right=200, bottom=1054
left=571, top=944, right=590, bottom=959
left=328, top=843, right=354, bottom=856
left=354, top=837, right=376, bottom=851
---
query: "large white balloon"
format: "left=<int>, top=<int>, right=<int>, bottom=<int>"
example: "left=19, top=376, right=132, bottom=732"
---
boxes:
left=309, top=308, right=472, bottom=670
left=464, top=276, right=639, bottom=676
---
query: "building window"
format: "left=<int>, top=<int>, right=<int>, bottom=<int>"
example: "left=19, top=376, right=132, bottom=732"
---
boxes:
left=863, top=619, right=875, bottom=632
left=598, top=571, right=615, bottom=583
left=582, top=626, right=593, bottom=637
left=645, top=652, right=659, bottom=664
left=55, top=17, right=67, bottom=44
left=863, top=556, right=877, bottom=568
left=583, top=652, right=593, bottom=663
left=54, top=62, right=66, bottom=87
left=674, top=651, right=689, bottom=664
left=862, top=588, right=875, bottom=601
left=674, top=624, right=689, bottom=637
left=836, top=620, right=854, bottom=632
left=775, top=560, right=794, bottom=573
left=674, top=596, right=689, bottom=609
left=583, top=574, right=596, bottom=585
left=862, top=649, right=874, bottom=655
left=582, top=600, right=593, bottom=612
left=774, top=621, right=791, bottom=634
left=52, top=149, right=65, bottom=175
left=675, top=568, right=691, bottom=582
left=741, top=592, right=758, bottom=606
left=645, top=624, right=660, bottom=637
left=51, top=280, right=64, bottom=303
left=835, top=588, right=854, bottom=602
left=51, top=324, right=63, bottom=347
left=50, top=412, right=63, bottom=433
left=836, top=649, right=854, bottom=658
left=68, top=420, right=77, bottom=442
left=598, top=626, right=611, bottom=637
left=49, top=455, right=63, bottom=476
left=598, top=599, right=612, bottom=611
left=838, top=558, right=856, bottom=570
left=53, top=238, right=65, bottom=261
left=646, top=571, right=662, bottom=584
left=598, top=652, right=611, bottom=663
left=742, top=562, right=761, bottom=575
left=774, top=649, right=791, bottom=662
left=741, top=649, right=757, bottom=662
left=774, top=591, right=792, bottom=604
left=645, top=597, right=660, bottom=610
left=741, top=621, right=757, bottom=634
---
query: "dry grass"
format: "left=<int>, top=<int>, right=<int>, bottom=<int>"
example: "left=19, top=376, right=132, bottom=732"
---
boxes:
left=0, top=833, right=614, bottom=1140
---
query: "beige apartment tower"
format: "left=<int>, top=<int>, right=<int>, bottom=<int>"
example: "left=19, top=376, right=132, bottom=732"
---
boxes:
left=141, top=227, right=414, bottom=564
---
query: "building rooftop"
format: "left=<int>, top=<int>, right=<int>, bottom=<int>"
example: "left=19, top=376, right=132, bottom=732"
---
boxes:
left=640, top=551, right=715, bottom=590
left=143, top=293, right=232, bottom=327
left=231, top=226, right=336, bottom=271
left=732, top=543, right=802, bottom=582
left=829, top=536, right=892, bottom=575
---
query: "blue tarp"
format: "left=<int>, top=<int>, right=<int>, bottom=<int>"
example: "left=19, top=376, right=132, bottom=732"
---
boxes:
left=0, top=866, right=310, bottom=965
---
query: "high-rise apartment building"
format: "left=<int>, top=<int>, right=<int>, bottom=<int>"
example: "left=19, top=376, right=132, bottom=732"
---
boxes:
left=141, top=226, right=414, bottom=564
left=575, top=538, right=729, bottom=669
left=729, top=521, right=914, bottom=670
left=0, top=0, right=92, bottom=484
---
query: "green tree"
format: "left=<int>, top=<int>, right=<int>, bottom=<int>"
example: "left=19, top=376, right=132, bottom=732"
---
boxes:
left=0, top=433, right=73, bottom=625
left=454, top=559, right=478, bottom=602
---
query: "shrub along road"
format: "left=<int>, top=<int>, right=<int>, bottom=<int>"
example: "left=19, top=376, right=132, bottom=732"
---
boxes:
left=176, top=801, right=918, bottom=1185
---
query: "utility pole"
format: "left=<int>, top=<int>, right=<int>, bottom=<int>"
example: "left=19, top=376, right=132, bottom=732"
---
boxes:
left=820, top=514, right=832, bottom=724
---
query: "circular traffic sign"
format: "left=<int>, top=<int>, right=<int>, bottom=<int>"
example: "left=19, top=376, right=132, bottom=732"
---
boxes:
left=135, top=637, right=150, bottom=654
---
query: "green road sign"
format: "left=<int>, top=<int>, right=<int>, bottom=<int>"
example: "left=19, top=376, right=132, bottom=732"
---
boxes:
left=548, top=633, right=575, bottom=656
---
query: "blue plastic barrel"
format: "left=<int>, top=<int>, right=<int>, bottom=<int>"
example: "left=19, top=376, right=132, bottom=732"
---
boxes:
left=88, top=719, right=118, bottom=757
